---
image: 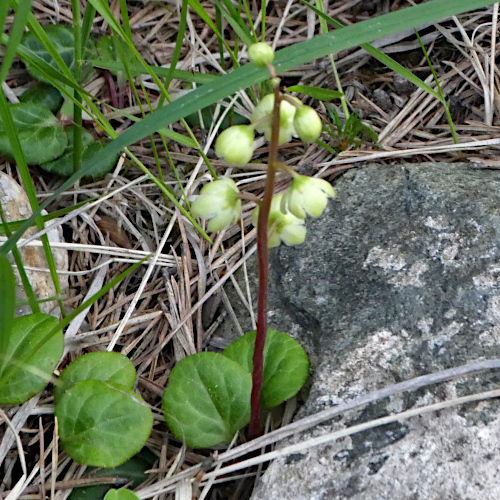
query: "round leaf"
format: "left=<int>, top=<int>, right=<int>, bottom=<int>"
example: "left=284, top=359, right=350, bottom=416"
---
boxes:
left=41, top=137, right=118, bottom=178
left=0, top=103, right=67, bottom=164
left=55, top=351, right=136, bottom=403
left=103, top=490, right=139, bottom=500
left=162, top=352, right=252, bottom=448
left=223, top=329, right=309, bottom=409
left=21, top=25, right=96, bottom=83
left=0, top=314, right=63, bottom=405
left=56, top=380, right=153, bottom=468
left=0, top=256, right=15, bottom=341
left=68, top=451, right=155, bottom=500
left=20, top=83, right=63, bottom=113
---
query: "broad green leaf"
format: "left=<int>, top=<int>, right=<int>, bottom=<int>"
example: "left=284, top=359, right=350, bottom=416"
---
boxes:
left=287, top=85, right=343, bottom=101
left=103, top=490, right=139, bottom=500
left=41, top=127, right=117, bottom=177
left=162, top=352, right=252, bottom=448
left=223, top=329, right=309, bottom=409
left=0, top=103, right=67, bottom=165
left=0, top=314, right=63, bottom=405
left=68, top=451, right=155, bottom=500
left=4, top=0, right=495, bottom=256
left=19, top=83, right=63, bottom=113
left=56, top=379, right=153, bottom=468
left=21, top=24, right=96, bottom=84
left=54, top=351, right=136, bottom=403
left=96, top=35, right=134, bottom=76
left=0, top=256, right=15, bottom=340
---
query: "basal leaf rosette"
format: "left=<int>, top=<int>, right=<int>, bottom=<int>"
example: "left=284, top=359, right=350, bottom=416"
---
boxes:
left=162, top=352, right=252, bottom=448
left=191, top=177, right=242, bottom=232
left=252, top=193, right=306, bottom=248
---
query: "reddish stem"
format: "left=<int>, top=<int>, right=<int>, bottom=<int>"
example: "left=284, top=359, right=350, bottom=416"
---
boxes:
left=248, top=85, right=281, bottom=440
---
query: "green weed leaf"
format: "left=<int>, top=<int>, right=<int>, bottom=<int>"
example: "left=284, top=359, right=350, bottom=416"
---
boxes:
left=287, top=85, right=343, bottom=101
left=21, top=24, right=95, bottom=84
left=162, top=352, right=252, bottom=448
left=56, top=379, right=153, bottom=468
left=96, top=36, right=134, bottom=76
left=0, top=103, right=67, bottom=164
left=19, top=83, right=63, bottom=113
left=0, top=256, right=15, bottom=341
left=68, top=451, right=155, bottom=500
left=103, top=490, right=139, bottom=500
left=223, top=329, right=309, bottom=409
left=54, top=351, right=136, bottom=403
left=41, top=127, right=117, bottom=177
left=0, top=313, right=63, bottom=405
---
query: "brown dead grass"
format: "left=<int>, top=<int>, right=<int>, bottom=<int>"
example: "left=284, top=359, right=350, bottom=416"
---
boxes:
left=1, top=1, right=500, bottom=498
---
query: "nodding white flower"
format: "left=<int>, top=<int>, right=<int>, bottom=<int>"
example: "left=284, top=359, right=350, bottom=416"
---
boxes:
left=293, top=105, right=322, bottom=143
left=215, top=125, right=255, bottom=166
left=191, top=177, right=242, bottom=232
left=250, top=94, right=301, bottom=145
left=252, top=193, right=306, bottom=248
left=248, top=42, right=275, bottom=67
left=281, top=175, right=335, bottom=219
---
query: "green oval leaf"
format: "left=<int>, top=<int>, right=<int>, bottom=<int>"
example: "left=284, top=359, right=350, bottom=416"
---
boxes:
left=223, top=329, right=309, bottom=409
left=68, top=451, right=155, bottom=500
left=56, top=380, right=153, bottom=468
left=41, top=134, right=117, bottom=178
left=96, top=36, right=134, bottom=76
left=286, top=85, right=343, bottom=101
left=0, top=313, right=63, bottom=405
left=55, top=351, right=136, bottom=403
left=0, top=103, right=67, bottom=165
left=21, top=24, right=96, bottom=84
left=0, top=256, right=15, bottom=341
left=162, top=352, right=252, bottom=448
left=103, top=489, right=139, bottom=500
left=19, top=83, right=63, bottom=113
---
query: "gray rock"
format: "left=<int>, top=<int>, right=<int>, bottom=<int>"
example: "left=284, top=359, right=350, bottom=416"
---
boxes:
left=220, top=163, right=500, bottom=500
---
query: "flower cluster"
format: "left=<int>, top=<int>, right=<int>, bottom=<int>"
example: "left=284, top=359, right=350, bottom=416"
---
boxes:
left=191, top=42, right=335, bottom=246
left=191, top=174, right=335, bottom=247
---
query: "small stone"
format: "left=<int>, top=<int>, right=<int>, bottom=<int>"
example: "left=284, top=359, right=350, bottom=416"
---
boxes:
left=0, top=172, right=68, bottom=318
left=393, top=73, right=415, bottom=96
left=372, top=88, right=393, bottom=113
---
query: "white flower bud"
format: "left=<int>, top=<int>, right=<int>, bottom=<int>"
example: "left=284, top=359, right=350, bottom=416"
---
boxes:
left=215, top=125, right=255, bottom=166
left=293, top=106, right=322, bottom=142
left=248, top=42, right=275, bottom=67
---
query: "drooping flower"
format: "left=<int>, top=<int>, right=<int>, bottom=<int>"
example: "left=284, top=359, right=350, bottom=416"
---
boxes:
left=248, top=42, right=275, bottom=67
left=250, top=94, right=301, bottom=145
left=252, top=193, right=306, bottom=248
left=293, top=105, right=322, bottom=142
left=280, top=175, right=335, bottom=219
left=191, top=177, right=242, bottom=232
left=215, top=125, right=255, bottom=166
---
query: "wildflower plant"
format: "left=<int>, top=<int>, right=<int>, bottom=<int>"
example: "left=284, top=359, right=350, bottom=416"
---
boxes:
left=163, top=43, right=336, bottom=443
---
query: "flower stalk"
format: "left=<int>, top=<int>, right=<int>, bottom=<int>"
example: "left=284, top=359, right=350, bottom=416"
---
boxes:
left=248, top=79, right=282, bottom=440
